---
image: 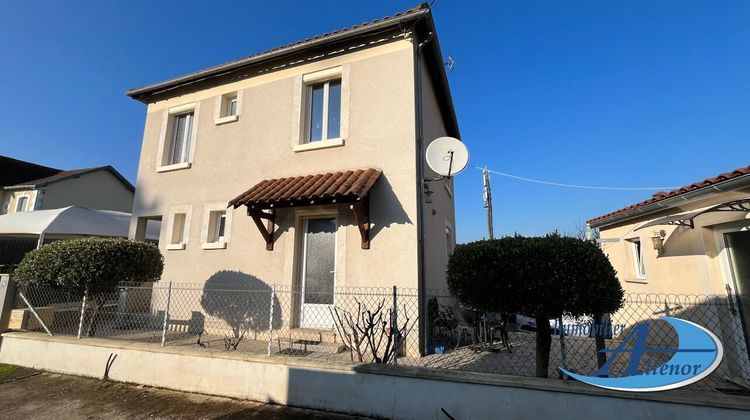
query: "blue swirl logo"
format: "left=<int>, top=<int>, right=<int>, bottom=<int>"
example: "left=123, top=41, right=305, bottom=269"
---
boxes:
left=561, top=317, right=723, bottom=392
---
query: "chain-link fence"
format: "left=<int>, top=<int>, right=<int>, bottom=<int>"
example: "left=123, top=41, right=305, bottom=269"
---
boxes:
left=10, top=281, right=750, bottom=394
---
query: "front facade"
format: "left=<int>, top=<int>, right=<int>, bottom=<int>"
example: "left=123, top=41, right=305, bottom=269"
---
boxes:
left=127, top=5, right=459, bottom=347
left=0, top=156, right=135, bottom=215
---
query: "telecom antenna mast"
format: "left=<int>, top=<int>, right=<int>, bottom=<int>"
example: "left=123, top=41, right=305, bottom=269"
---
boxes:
left=482, top=166, right=494, bottom=239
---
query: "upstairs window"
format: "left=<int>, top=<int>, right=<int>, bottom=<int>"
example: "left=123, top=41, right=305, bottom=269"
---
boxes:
left=305, top=78, right=341, bottom=142
left=168, top=112, right=194, bottom=165
left=225, top=94, right=238, bottom=117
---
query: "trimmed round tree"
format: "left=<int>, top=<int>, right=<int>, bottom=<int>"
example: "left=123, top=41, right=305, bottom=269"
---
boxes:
left=447, top=234, right=623, bottom=378
left=13, top=238, right=164, bottom=336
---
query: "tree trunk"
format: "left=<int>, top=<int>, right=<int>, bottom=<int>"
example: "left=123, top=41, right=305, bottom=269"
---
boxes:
left=535, top=314, right=551, bottom=378
left=593, top=312, right=607, bottom=375
left=86, top=298, right=103, bottom=337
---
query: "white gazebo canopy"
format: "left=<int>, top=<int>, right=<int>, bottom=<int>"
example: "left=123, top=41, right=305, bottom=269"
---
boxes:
left=0, top=206, right=159, bottom=241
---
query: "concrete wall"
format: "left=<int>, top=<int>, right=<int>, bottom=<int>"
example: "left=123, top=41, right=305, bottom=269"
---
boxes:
left=597, top=187, right=750, bottom=296
left=129, top=40, right=420, bottom=294
left=0, top=333, right=746, bottom=419
left=40, top=170, right=134, bottom=213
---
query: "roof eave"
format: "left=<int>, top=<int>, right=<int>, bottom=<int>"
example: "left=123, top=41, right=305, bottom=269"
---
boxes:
left=125, top=6, right=430, bottom=102
left=589, top=173, right=750, bottom=229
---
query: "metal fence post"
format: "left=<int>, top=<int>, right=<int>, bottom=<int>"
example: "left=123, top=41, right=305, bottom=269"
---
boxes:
left=161, top=281, right=172, bottom=347
left=77, top=292, right=87, bottom=339
left=267, top=285, right=276, bottom=356
left=392, top=285, right=398, bottom=366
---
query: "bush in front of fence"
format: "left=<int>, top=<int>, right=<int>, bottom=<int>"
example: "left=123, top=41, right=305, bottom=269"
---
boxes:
left=447, top=234, right=623, bottom=378
left=13, top=238, right=164, bottom=336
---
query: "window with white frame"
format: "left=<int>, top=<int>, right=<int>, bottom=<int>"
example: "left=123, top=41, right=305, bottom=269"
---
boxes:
left=445, top=224, right=454, bottom=262
left=305, top=78, right=341, bottom=143
left=208, top=210, right=227, bottom=243
left=167, top=111, right=194, bottom=165
left=631, top=238, right=646, bottom=278
left=170, top=213, right=187, bottom=245
left=224, top=94, right=238, bottom=117
left=15, top=196, right=29, bottom=212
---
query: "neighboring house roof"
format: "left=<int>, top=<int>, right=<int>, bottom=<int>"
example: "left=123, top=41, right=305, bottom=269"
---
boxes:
left=3, top=165, right=135, bottom=193
left=588, top=163, right=750, bottom=228
left=0, top=155, right=60, bottom=187
left=126, top=3, right=459, bottom=138
left=229, top=168, right=382, bottom=209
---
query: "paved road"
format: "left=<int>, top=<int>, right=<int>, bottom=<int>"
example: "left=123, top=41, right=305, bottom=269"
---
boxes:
left=0, top=367, right=366, bottom=419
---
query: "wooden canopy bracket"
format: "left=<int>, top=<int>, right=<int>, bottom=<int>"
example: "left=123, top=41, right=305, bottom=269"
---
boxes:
left=248, top=208, right=275, bottom=251
left=350, top=195, right=371, bottom=250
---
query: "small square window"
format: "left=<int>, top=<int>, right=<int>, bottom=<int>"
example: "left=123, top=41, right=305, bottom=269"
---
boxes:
left=208, top=210, right=227, bottom=243
left=224, top=94, right=238, bottom=117
left=170, top=213, right=187, bottom=245
left=305, top=79, right=341, bottom=143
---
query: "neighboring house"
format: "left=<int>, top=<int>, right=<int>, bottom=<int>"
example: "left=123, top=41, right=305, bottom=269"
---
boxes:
left=587, top=164, right=750, bottom=349
left=126, top=4, right=459, bottom=351
left=0, top=156, right=135, bottom=215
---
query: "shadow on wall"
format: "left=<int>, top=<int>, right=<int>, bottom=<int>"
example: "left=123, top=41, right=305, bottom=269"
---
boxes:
left=200, top=270, right=282, bottom=338
left=368, top=174, right=413, bottom=241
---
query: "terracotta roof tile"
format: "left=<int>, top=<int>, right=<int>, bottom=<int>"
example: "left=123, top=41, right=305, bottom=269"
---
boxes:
left=229, top=168, right=382, bottom=209
left=588, top=163, right=750, bottom=226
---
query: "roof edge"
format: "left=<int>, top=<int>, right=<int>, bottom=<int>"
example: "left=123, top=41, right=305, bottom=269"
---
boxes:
left=588, top=172, right=750, bottom=229
left=126, top=4, right=430, bottom=101
left=4, top=166, right=135, bottom=193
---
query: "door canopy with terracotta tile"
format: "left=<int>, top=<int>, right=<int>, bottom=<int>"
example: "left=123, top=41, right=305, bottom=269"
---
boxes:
left=228, top=168, right=381, bottom=250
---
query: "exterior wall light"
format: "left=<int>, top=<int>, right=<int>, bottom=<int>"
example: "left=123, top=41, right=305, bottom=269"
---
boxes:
left=651, top=230, right=667, bottom=254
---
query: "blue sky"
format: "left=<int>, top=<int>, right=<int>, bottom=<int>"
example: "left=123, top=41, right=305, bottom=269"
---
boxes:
left=1, top=1, right=748, bottom=243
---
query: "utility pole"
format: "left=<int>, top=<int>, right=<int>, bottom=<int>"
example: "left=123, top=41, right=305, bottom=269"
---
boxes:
left=482, top=166, right=494, bottom=239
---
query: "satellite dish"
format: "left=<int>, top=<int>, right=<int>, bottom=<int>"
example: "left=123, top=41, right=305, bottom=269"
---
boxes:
left=425, top=137, right=469, bottom=177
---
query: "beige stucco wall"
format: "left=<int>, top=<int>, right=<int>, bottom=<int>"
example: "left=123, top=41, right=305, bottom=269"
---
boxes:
left=597, top=187, right=750, bottom=296
left=40, top=170, right=134, bottom=212
left=130, top=40, right=422, bottom=298
left=1, top=189, right=38, bottom=214
left=419, top=54, right=456, bottom=291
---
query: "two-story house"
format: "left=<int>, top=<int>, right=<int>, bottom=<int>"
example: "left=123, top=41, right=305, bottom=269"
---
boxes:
left=127, top=4, right=459, bottom=352
left=1, top=155, right=135, bottom=215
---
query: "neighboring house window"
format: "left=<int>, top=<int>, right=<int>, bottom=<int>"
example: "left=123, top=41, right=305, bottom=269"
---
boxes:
left=631, top=238, right=646, bottom=278
left=168, top=112, right=194, bottom=165
left=15, top=196, right=29, bottom=212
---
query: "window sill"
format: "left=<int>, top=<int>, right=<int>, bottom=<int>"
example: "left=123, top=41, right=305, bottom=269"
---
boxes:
left=166, top=243, right=186, bottom=251
left=293, top=138, right=344, bottom=153
left=156, top=162, right=191, bottom=173
left=201, top=242, right=227, bottom=250
left=625, top=277, right=648, bottom=284
left=214, top=115, right=239, bottom=125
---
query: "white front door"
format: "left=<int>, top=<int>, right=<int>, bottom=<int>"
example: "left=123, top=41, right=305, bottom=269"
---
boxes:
left=300, top=218, right=337, bottom=329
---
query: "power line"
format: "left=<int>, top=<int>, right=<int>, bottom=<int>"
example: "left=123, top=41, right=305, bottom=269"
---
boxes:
left=475, top=166, right=679, bottom=191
